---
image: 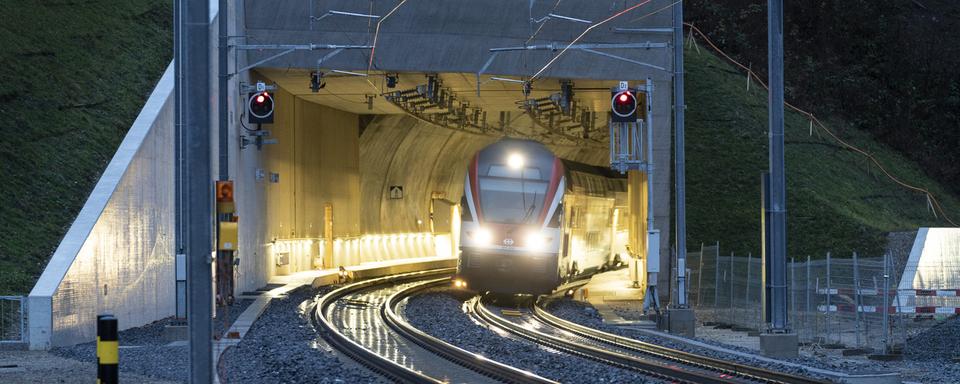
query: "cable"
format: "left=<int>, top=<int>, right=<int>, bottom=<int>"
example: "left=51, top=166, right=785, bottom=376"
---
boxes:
left=530, top=0, right=654, bottom=82
left=684, top=22, right=957, bottom=226
left=627, top=0, right=681, bottom=23
left=367, top=0, right=408, bottom=74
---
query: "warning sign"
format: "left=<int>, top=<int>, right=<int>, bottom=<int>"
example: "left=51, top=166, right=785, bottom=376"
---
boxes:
left=389, top=185, right=403, bottom=199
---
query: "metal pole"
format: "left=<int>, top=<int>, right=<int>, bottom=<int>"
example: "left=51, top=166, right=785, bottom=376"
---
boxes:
left=806, top=255, right=812, bottom=341
left=746, top=252, right=753, bottom=327
left=766, top=0, right=789, bottom=333
left=826, top=252, right=835, bottom=344
left=218, top=0, right=228, bottom=181
left=178, top=0, right=213, bottom=381
left=882, top=253, right=890, bottom=353
left=673, top=0, right=688, bottom=309
left=714, top=248, right=720, bottom=309
left=853, top=252, right=861, bottom=348
left=173, top=0, right=186, bottom=320
left=729, top=252, right=735, bottom=322
left=697, top=242, right=705, bottom=306
left=645, top=78, right=656, bottom=306
left=790, top=257, right=797, bottom=328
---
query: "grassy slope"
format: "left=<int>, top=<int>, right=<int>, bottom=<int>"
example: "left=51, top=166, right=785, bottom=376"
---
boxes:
left=0, top=0, right=172, bottom=294
left=685, top=44, right=960, bottom=258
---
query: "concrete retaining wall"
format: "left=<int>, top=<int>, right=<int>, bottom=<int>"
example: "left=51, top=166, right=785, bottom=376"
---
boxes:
left=28, top=65, right=176, bottom=349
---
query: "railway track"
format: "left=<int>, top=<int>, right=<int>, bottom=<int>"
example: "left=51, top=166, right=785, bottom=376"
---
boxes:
left=312, top=269, right=556, bottom=384
left=470, top=294, right=830, bottom=384
left=532, top=297, right=829, bottom=384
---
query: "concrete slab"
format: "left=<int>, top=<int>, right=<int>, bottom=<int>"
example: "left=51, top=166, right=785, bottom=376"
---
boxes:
left=665, top=308, right=695, bottom=337
left=759, top=332, right=799, bottom=359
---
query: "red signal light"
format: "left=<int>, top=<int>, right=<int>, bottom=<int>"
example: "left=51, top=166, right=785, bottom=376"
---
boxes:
left=256, top=95, right=265, bottom=103
left=618, top=93, right=629, bottom=103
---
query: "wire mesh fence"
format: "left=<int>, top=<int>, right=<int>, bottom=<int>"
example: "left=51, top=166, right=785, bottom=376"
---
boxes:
left=0, top=296, right=25, bottom=343
left=685, top=243, right=926, bottom=353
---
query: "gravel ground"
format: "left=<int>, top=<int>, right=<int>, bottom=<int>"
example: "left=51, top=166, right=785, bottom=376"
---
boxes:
left=904, top=315, right=960, bottom=361
left=0, top=350, right=178, bottom=383
left=50, top=299, right=252, bottom=383
left=404, top=289, right=662, bottom=383
left=545, top=299, right=826, bottom=378
left=219, top=286, right=382, bottom=384
left=549, top=299, right=960, bottom=383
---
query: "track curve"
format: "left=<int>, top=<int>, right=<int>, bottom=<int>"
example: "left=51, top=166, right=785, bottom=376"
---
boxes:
left=312, top=269, right=556, bottom=384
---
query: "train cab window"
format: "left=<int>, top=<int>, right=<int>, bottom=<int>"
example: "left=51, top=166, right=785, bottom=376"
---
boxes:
left=478, top=173, right=549, bottom=224
left=547, top=204, right=562, bottom=228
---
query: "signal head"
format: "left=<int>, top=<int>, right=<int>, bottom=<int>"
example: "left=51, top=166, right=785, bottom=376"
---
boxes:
left=611, top=90, right=638, bottom=122
left=247, top=91, right=274, bottom=124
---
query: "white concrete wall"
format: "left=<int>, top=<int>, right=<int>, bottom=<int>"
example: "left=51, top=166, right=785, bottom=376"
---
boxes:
left=28, top=65, right=176, bottom=349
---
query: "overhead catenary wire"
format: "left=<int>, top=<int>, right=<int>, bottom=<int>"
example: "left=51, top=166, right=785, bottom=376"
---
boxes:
left=367, top=0, right=408, bottom=74
left=684, top=22, right=957, bottom=226
left=529, top=0, right=655, bottom=82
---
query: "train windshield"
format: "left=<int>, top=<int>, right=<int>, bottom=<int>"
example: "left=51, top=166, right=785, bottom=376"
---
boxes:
left=478, top=167, right=549, bottom=224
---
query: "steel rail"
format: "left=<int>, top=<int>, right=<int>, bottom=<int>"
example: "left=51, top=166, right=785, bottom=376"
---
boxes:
left=532, top=297, right=829, bottom=384
left=470, top=295, right=733, bottom=384
left=313, top=269, right=454, bottom=384
left=383, top=278, right=558, bottom=384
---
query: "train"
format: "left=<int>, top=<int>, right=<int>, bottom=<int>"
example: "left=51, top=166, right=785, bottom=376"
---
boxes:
left=455, top=139, right=630, bottom=295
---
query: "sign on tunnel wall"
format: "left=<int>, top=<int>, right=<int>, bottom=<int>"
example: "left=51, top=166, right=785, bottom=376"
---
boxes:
left=389, top=185, right=403, bottom=199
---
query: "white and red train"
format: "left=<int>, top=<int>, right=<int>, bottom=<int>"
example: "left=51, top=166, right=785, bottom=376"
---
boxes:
left=456, top=139, right=629, bottom=294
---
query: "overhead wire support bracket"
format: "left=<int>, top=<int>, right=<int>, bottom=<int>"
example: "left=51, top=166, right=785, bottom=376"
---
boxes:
left=229, top=44, right=372, bottom=77
left=613, top=27, right=675, bottom=34
left=531, top=13, right=593, bottom=24
left=489, top=42, right=668, bottom=52
left=312, top=10, right=381, bottom=22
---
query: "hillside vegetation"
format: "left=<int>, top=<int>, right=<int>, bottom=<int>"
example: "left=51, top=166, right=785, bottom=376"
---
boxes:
left=686, top=0, right=960, bottom=200
left=684, top=43, right=960, bottom=258
left=0, top=0, right=172, bottom=294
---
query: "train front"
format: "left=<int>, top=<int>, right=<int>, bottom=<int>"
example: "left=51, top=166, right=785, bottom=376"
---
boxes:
left=456, top=139, right=564, bottom=295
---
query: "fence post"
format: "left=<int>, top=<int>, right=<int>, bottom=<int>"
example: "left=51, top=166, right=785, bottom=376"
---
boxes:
left=730, top=252, right=735, bottom=324
left=806, top=255, right=812, bottom=343
left=714, top=248, right=721, bottom=309
left=697, top=242, right=705, bottom=307
left=790, top=257, right=796, bottom=334
left=826, top=252, right=837, bottom=345
left=853, top=251, right=862, bottom=348
left=746, top=252, right=753, bottom=329
left=815, top=277, right=820, bottom=342
left=882, top=252, right=890, bottom=353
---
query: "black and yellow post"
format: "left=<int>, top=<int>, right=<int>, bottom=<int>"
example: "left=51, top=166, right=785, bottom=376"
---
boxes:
left=96, top=314, right=118, bottom=383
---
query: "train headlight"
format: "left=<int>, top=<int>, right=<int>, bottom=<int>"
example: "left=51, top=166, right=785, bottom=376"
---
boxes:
left=524, top=232, right=549, bottom=250
left=475, top=228, right=493, bottom=245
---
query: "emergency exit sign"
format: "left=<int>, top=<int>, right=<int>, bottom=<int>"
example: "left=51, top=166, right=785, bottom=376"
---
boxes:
left=389, top=185, right=403, bottom=199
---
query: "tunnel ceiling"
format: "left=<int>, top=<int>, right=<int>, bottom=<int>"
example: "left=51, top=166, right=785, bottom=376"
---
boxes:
left=248, top=0, right=675, bottom=148
left=244, top=0, right=676, bottom=79
left=258, top=69, right=642, bottom=148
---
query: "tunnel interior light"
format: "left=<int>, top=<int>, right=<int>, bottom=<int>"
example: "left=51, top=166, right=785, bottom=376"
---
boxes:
left=507, top=153, right=525, bottom=170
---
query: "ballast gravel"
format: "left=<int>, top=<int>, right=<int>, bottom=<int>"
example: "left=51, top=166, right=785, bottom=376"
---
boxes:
left=51, top=299, right=252, bottom=383
left=904, top=315, right=960, bottom=361
left=218, top=286, right=382, bottom=384
left=403, top=289, right=663, bottom=384
left=548, top=299, right=960, bottom=384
